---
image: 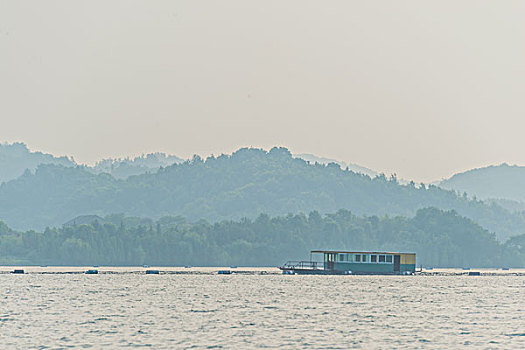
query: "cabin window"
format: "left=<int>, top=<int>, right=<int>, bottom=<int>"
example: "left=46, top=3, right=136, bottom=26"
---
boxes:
left=355, top=254, right=361, bottom=262
left=379, top=255, right=386, bottom=263
left=362, top=254, right=368, bottom=263
left=386, top=255, right=393, bottom=263
left=339, top=253, right=345, bottom=262
left=371, top=255, right=377, bottom=263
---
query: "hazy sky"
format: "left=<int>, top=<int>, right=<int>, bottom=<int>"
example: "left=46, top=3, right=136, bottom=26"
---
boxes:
left=1, top=1, right=525, bottom=182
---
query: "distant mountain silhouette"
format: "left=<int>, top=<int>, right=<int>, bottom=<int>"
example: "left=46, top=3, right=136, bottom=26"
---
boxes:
left=91, top=153, right=184, bottom=179
left=0, top=142, right=184, bottom=183
left=440, top=163, right=525, bottom=204
left=1, top=147, right=524, bottom=241
left=0, top=142, right=75, bottom=184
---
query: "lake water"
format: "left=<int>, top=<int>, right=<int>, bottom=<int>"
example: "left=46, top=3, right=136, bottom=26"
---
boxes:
left=1, top=267, right=524, bottom=349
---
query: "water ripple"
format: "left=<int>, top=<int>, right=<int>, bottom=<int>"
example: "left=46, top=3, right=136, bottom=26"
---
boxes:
left=0, top=270, right=523, bottom=348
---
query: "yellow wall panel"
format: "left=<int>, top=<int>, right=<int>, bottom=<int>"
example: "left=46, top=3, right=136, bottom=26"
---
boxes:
left=400, top=254, right=416, bottom=264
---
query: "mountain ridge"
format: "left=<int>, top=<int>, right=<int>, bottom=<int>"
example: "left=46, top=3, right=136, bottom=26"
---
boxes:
left=1, top=146, right=524, bottom=242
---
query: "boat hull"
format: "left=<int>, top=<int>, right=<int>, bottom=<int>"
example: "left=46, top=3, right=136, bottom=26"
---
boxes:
left=280, top=268, right=412, bottom=275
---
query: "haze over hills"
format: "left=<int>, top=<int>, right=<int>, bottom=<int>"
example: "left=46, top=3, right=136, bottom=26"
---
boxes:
left=439, top=164, right=525, bottom=206
left=1, top=146, right=524, bottom=242
left=1, top=142, right=377, bottom=183
left=91, top=153, right=184, bottom=179
left=0, top=142, right=184, bottom=183
left=0, top=142, right=76, bottom=184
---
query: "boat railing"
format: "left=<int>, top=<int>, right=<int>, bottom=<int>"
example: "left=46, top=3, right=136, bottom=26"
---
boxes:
left=280, top=261, right=323, bottom=270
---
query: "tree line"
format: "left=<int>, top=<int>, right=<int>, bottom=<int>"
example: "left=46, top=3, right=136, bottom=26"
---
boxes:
left=1, top=208, right=524, bottom=267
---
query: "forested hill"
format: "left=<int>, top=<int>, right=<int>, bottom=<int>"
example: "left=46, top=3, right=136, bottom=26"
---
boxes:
left=1, top=147, right=525, bottom=241
left=0, top=142, right=75, bottom=184
left=1, top=208, right=524, bottom=267
left=440, top=163, right=525, bottom=203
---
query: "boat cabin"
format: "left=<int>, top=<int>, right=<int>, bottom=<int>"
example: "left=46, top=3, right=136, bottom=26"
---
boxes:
left=280, top=250, right=416, bottom=275
left=313, top=250, right=416, bottom=274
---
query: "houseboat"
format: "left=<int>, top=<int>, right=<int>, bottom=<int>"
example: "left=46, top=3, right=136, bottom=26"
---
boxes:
left=280, top=250, right=416, bottom=275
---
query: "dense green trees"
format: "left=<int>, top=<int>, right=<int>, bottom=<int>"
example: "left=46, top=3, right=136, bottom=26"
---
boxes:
left=1, top=208, right=523, bottom=267
left=1, top=147, right=525, bottom=242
